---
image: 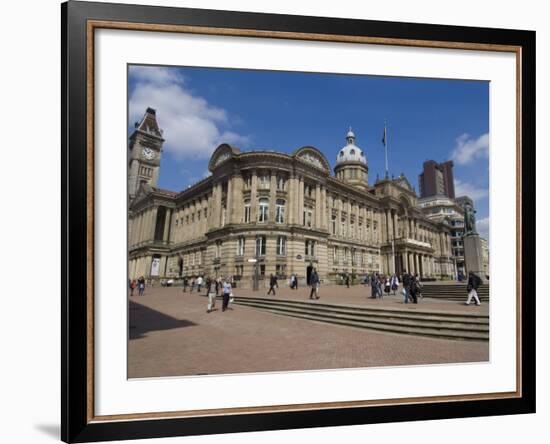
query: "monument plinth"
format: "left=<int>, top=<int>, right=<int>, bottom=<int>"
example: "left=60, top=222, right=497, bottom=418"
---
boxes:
left=463, top=234, right=488, bottom=283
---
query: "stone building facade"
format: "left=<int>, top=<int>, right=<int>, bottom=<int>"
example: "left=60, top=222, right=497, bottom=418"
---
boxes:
left=128, top=108, right=455, bottom=287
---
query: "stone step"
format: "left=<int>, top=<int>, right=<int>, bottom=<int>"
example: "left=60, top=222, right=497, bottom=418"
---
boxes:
left=233, top=302, right=489, bottom=341
left=235, top=301, right=489, bottom=333
left=233, top=297, right=488, bottom=325
left=231, top=297, right=489, bottom=341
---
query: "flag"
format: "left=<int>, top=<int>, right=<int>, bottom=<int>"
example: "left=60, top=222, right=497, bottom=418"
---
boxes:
left=382, top=124, right=387, bottom=147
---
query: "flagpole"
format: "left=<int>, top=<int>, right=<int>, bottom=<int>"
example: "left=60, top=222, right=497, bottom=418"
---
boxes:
left=384, top=120, right=389, bottom=179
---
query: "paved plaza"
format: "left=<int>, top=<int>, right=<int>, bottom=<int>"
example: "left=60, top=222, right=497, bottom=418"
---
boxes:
left=128, top=283, right=489, bottom=378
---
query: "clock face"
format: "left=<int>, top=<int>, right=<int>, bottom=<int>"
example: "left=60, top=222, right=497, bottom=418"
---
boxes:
left=142, top=147, right=156, bottom=160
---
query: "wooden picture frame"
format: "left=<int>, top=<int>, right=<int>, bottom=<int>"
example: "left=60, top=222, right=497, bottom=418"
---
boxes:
left=61, top=1, right=536, bottom=442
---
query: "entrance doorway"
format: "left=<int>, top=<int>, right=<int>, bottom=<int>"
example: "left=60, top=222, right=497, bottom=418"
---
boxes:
left=306, top=265, right=313, bottom=285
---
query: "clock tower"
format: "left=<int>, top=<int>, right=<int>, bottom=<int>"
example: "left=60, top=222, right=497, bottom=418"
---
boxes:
left=128, top=107, right=165, bottom=201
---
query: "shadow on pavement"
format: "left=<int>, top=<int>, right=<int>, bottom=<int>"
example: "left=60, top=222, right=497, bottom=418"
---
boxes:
left=129, top=299, right=197, bottom=340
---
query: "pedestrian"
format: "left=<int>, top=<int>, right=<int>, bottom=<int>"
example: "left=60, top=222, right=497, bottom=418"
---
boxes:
left=410, top=274, right=420, bottom=304
left=137, top=276, right=145, bottom=296
left=196, top=275, right=204, bottom=293
left=465, top=271, right=482, bottom=305
left=182, top=277, right=188, bottom=292
left=267, top=274, right=278, bottom=296
left=290, top=274, right=297, bottom=290
left=129, top=279, right=137, bottom=296
left=215, top=277, right=220, bottom=296
left=345, top=273, right=350, bottom=288
left=309, top=269, right=320, bottom=299
left=370, top=273, right=379, bottom=299
left=402, top=272, right=411, bottom=303
left=222, top=277, right=232, bottom=312
left=206, top=277, right=217, bottom=313
left=390, top=273, right=399, bottom=295
left=384, top=276, right=391, bottom=296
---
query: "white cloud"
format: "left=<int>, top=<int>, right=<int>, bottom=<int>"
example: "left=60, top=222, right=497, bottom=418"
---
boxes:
left=454, top=179, right=489, bottom=202
left=477, top=216, right=490, bottom=241
left=129, top=66, right=250, bottom=160
left=451, top=133, right=489, bottom=165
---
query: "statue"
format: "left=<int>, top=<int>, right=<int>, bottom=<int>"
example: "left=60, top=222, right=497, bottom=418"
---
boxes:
left=463, top=204, right=478, bottom=235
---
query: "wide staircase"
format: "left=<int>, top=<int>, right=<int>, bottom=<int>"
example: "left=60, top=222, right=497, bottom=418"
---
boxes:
left=420, top=283, right=490, bottom=302
left=231, top=296, right=489, bottom=341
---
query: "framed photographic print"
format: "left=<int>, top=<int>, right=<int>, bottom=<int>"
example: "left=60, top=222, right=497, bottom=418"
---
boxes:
left=61, top=0, right=536, bottom=442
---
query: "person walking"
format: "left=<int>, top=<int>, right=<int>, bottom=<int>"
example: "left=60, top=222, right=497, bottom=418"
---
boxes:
left=402, top=272, right=411, bottom=303
left=290, top=273, right=297, bottom=290
left=345, top=273, right=350, bottom=288
left=215, top=277, right=220, bottom=296
left=182, top=277, right=188, bottom=293
left=190, top=278, right=195, bottom=293
left=222, top=277, right=232, bottom=312
left=309, top=269, right=320, bottom=299
left=465, top=271, right=482, bottom=305
left=267, top=274, right=278, bottom=296
left=370, top=273, right=379, bottom=299
left=196, top=275, right=204, bottom=293
left=383, top=276, right=391, bottom=297
left=390, top=273, right=399, bottom=295
left=206, top=277, right=217, bottom=313
left=129, top=279, right=137, bottom=297
left=410, top=274, right=420, bottom=304
left=137, top=276, right=145, bottom=296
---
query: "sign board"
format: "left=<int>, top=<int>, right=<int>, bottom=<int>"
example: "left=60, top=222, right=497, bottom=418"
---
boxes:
left=150, top=257, right=161, bottom=276
left=296, top=255, right=303, bottom=260
left=247, top=258, right=257, bottom=263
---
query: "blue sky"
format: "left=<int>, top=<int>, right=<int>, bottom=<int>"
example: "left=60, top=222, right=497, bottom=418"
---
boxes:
left=128, top=64, right=489, bottom=239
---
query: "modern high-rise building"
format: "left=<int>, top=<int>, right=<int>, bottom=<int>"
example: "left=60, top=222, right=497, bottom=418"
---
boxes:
left=418, top=160, right=455, bottom=198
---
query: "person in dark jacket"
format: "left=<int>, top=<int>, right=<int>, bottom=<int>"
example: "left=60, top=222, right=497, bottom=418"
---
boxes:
left=345, top=273, right=350, bottom=288
left=309, top=269, right=320, bottom=299
left=267, top=274, right=278, bottom=296
left=465, top=271, right=482, bottom=305
left=402, top=273, right=411, bottom=303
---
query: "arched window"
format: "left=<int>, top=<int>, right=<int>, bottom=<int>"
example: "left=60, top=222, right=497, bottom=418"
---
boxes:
left=258, top=198, right=269, bottom=223
left=276, top=199, right=285, bottom=223
left=350, top=149, right=355, bottom=156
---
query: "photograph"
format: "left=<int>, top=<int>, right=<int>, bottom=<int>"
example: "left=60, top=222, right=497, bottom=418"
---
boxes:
left=127, top=64, right=490, bottom=378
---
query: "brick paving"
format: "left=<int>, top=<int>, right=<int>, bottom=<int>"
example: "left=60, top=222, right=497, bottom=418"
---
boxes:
left=128, top=284, right=489, bottom=378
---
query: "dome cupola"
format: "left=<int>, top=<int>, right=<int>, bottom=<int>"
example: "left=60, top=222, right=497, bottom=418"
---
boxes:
left=336, top=127, right=367, bottom=166
left=334, top=127, right=369, bottom=190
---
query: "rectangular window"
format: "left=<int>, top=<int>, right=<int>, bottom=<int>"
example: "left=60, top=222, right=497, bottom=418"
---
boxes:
left=236, top=237, right=245, bottom=256
left=255, top=236, right=266, bottom=256
left=276, top=264, right=287, bottom=277
left=258, top=198, right=269, bottom=223
left=276, top=236, right=286, bottom=256
left=305, top=240, right=315, bottom=257
left=244, top=201, right=251, bottom=223
left=276, top=199, right=285, bottom=224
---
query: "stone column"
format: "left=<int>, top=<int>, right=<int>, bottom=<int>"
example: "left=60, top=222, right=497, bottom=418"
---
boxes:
left=401, top=252, right=407, bottom=273
left=226, top=177, right=233, bottom=226
left=321, top=186, right=328, bottom=230
left=298, top=176, right=304, bottom=225
left=269, top=172, right=277, bottom=222
left=414, top=254, right=420, bottom=276
left=148, top=207, right=158, bottom=241
left=315, top=183, right=321, bottom=229
left=250, top=171, right=258, bottom=223
left=288, top=174, right=296, bottom=225
left=162, top=208, right=171, bottom=242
